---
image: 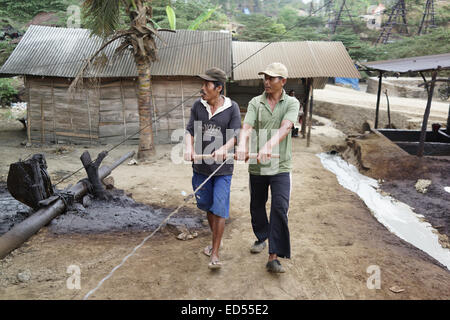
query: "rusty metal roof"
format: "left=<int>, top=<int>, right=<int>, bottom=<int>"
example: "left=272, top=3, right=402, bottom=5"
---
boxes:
left=232, top=41, right=361, bottom=81
left=0, top=25, right=232, bottom=78
left=363, top=53, right=450, bottom=73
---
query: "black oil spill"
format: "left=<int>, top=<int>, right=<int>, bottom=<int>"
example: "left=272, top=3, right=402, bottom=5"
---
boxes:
left=0, top=183, right=33, bottom=235
left=381, top=158, right=450, bottom=240
left=0, top=183, right=205, bottom=236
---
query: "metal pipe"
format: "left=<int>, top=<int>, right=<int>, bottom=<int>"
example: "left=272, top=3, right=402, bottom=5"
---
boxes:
left=0, top=151, right=135, bottom=260
left=193, top=153, right=280, bottom=161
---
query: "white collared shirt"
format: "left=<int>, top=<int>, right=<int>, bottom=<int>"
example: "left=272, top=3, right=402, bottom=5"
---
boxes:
left=200, top=95, right=232, bottom=120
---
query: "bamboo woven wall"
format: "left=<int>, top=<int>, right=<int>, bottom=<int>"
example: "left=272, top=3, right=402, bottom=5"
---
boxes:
left=27, top=76, right=100, bottom=145
left=26, top=76, right=202, bottom=145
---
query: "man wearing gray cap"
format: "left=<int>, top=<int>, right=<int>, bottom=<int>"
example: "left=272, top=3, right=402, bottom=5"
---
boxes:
left=184, top=67, right=241, bottom=270
left=235, top=62, right=300, bottom=273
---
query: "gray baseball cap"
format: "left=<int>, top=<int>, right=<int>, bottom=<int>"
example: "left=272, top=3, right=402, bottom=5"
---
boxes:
left=198, top=67, right=228, bottom=83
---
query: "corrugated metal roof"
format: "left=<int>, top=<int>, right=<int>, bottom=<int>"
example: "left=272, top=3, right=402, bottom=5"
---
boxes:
left=363, top=53, right=450, bottom=73
left=232, top=41, right=361, bottom=80
left=0, top=25, right=232, bottom=78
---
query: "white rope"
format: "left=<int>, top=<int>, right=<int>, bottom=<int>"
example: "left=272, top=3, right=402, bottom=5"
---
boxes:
left=83, top=158, right=230, bottom=300
left=83, top=204, right=183, bottom=300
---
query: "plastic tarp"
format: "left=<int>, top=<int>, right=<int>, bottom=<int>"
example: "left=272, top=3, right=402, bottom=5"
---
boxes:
left=335, top=77, right=360, bottom=90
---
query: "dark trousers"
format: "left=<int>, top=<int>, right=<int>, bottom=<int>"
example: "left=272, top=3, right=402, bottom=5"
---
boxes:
left=249, top=172, right=291, bottom=259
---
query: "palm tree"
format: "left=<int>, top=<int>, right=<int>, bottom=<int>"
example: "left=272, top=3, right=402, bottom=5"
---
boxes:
left=78, top=0, right=159, bottom=160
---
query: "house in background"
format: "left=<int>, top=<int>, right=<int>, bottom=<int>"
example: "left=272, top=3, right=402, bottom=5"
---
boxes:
left=230, top=40, right=360, bottom=140
left=230, top=40, right=360, bottom=107
left=0, top=25, right=232, bottom=145
left=361, top=3, right=386, bottom=30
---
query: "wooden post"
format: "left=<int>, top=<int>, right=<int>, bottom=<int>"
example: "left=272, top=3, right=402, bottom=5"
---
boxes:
left=181, top=80, right=186, bottom=131
left=301, top=78, right=311, bottom=138
left=86, top=88, right=92, bottom=144
left=51, top=79, right=56, bottom=143
left=151, top=81, right=158, bottom=138
left=165, top=89, right=170, bottom=142
left=384, top=89, right=391, bottom=128
left=306, top=79, right=314, bottom=148
left=40, top=96, right=44, bottom=144
left=120, top=79, right=127, bottom=139
left=418, top=70, right=438, bottom=157
left=69, top=93, right=74, bottom=145
left=375, top=71, right=383, bottom=129
left=26, top=77, right=31, bottom=145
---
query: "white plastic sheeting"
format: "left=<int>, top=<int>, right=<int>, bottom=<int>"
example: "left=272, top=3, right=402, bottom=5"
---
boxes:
left=318, top=152, right=450, bottom=270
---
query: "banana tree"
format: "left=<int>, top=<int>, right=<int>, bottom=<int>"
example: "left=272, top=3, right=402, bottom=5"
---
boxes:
left=152, top=5, right=219, bottom=30
left=76, top=0, right=159, bottom=160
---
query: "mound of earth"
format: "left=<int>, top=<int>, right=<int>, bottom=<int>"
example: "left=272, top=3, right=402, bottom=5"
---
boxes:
left=342, top=131, right=450, bottom=246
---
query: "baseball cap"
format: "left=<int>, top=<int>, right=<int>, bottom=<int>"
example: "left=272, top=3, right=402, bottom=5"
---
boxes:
left=198, top=67, right=228, bottom=83
left=258, top=62, right=288, bottom=79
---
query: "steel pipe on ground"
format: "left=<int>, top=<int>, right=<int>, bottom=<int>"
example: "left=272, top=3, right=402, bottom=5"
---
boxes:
left=0, top=151, right=135, bottom=260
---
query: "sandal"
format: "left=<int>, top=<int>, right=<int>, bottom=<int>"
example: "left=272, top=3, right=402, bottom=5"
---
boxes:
left=203, top=245, right=212, bottom=257
left=203, top=241, right=223, bottom=257
left=208, top=260, right=222, bottom=270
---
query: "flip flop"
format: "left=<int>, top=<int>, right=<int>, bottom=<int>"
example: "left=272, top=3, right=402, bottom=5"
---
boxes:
left=208, top=260, right=222, bottom=270
left=203, top=245, right=212, bottom=257
left=203, top=241, right=224, bottom=257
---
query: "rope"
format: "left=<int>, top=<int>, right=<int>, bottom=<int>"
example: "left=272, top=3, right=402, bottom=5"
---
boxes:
left=83, top=157, right=230, bottom=300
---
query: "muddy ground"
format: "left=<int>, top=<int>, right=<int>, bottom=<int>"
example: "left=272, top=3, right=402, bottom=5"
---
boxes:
left=0, top=103, right=449, bottom=300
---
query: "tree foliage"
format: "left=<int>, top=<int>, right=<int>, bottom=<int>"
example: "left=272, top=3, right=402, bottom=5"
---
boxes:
left=235, top=13, right=286, bottom=41
left=152, top=0, right=226, bottom=31
left=0, top=78, right=18, bottom=106
left=0, top=0, right=68, bottom=22
left=378, top=27, right=450, bottom=60
left=0, top=0, right=448, bottom=68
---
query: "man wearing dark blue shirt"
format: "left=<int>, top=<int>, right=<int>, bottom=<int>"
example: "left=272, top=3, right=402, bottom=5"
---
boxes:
left=184, top=68, right=241, bottom=270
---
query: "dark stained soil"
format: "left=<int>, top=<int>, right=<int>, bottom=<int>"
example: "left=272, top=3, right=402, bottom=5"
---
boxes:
left=48, top=188, right=205, bottom=235
left=0, top=184, right=205, bottom=236
left=0, top=183, right=33, bottom=235
left=381, top=157, right=450, bottom=241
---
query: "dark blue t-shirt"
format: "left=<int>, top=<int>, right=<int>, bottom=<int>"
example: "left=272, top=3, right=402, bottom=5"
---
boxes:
left=186, top=98, right=241, bottom=176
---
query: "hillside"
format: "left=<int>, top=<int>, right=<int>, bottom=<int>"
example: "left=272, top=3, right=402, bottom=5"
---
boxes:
left=0, top=0, right=449, bottom=67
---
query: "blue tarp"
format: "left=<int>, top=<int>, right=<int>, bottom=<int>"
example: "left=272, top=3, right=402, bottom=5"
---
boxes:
left=335, top=77, right=360, bottom=90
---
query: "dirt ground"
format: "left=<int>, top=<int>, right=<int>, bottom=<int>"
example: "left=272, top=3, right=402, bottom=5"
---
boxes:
left=315, top=84, right=449, bottom=122
left=0, top=100, right=450, bottom=300
left=314, top=84, right=449, bottom=135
